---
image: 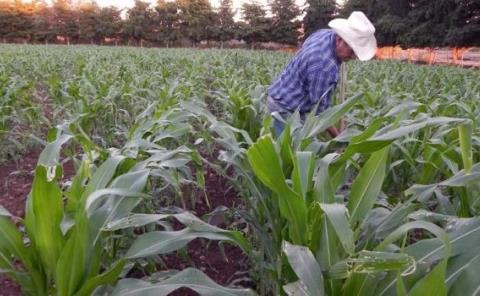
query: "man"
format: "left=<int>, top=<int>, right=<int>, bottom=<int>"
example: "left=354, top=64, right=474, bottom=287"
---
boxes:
left=267, top=11, right=377, bottom=137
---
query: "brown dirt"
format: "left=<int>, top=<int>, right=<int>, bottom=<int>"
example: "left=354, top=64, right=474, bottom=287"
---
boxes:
left=0, top=151, right=252, bottom=296
left=162, top=165, right=253, bottom=296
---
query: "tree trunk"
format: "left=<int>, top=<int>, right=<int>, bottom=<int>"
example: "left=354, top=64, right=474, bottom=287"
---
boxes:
left=221, top=41, right=224, bottom=49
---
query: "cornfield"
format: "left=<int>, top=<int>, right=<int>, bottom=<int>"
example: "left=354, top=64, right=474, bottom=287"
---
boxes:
left=1, top=44, right=480, bottom=296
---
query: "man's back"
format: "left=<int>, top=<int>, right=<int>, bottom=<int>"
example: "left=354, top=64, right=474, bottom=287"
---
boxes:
left=268, top=29, right=341, bottom=115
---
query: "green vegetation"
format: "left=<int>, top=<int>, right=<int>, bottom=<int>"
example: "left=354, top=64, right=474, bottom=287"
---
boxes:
left=1, top=45, right=480, bottom=295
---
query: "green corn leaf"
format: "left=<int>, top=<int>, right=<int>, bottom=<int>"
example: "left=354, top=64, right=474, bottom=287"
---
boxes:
left=336, top=117, right=467, bottom=163
left=302, top=93, right=362, bottom=138
left=56, top=220, right=88, bottom=296
left=282, top=241, right=325, bottom=296
left=408, top=260, right=447, bottom=296
left=81, top=155, right=126, bottom=202
left=102, top=214, right=171, bottom=231
left=125, top=212, right=249, bottom=258
left=331, top=251, right=414, bottom=280
left=30, top=165, right=65, bottom=279
left=283, top=281, right=310, bottom=296
left=0, top=216, right=32, bottom=271
left=247, top=135, right=307, bottom=244
left=66, top=160, right=91, bottom=213
left=348, top=147, right=389, bottom=226
left=292, top=151, right=314, bottom=200
left=85, top=188, right=149, bottom=216
left=396, top=273, right=407, bottom=296
left=111, top=268, right=256, bottom=296
left=375, top=221, right=450, bottom=254
left=74, top=260, right=127, bottom=296
left=407, top=163, right=480, bottom=202
left=457, top=122, right=473, bottom=173
left=92, top=170, right=150, bottom=235
left=319, top=203, right=355, bottom=254
left=37, top=132, right=73, bottom=167
left=313, top=153, right=338, bottom=203
left=448, top=253, right=480, bottom=296
left=375, top=221, right=451, bottom=296
left=309, top=203, right=339, bottom=278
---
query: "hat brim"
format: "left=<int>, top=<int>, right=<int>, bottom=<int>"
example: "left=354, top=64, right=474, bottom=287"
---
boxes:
left=328, top=19, right=377, bottom=61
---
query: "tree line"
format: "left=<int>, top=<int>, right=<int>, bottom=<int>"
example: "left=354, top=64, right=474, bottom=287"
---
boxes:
left=0, top=0, right=478, bottom=48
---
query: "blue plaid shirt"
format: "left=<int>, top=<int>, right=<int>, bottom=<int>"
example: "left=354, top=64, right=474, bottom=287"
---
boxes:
left=268, top=29, right=341, bottom=115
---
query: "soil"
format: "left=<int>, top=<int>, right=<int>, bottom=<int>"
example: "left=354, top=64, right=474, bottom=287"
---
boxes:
left=0, top=150, right=252, bottom=296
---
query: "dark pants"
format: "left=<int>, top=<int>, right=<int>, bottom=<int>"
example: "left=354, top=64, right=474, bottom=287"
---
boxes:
left=267, top=96, right=308, bottom=137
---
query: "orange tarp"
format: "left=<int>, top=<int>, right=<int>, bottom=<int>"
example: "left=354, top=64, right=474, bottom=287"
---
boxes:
left=375, top=47, right=478, bottom=67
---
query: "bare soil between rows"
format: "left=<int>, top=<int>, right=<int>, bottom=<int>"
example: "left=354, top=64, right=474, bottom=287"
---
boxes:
left=0, top=149, right=252, bottom=296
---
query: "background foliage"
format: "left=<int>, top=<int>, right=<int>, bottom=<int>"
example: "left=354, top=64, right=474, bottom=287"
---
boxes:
left=0, top=0, right=478, bottom=47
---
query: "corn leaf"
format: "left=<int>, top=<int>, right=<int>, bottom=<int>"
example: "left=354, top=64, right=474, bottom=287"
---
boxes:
left=111, top=268, right=256, bottom=296
left=348, top=147, right=389, bottom=226
left=282, top=241, right=325, bottom=296
left=30, top=165, right=65, bottom=278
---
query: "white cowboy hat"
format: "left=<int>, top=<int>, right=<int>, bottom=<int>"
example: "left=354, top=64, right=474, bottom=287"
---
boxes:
left=328, top=11, right=377, bottom=61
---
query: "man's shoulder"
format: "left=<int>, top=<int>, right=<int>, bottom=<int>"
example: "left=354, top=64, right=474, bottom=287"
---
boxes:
left=304, top=29, right=336, bottom=45
left=300, top=29, right=337, bottom=66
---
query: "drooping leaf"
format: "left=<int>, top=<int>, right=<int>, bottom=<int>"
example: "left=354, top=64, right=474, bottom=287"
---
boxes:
left=111, top=268, right=256, bottom=296
left=282, top=241, right=325, bottom=296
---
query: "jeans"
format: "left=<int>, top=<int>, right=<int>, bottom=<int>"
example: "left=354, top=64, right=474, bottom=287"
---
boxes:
left=267, top=96, right=291, bottom=137
left=273, top=116, right=286, bottom=137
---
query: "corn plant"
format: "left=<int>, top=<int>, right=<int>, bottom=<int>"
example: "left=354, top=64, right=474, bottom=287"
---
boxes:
left=0, top=105, right=253, bottom=295
left=206, top=87, right=479, bottom=295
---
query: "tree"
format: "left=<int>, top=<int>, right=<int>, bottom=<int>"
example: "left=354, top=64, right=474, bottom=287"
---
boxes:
left=214, top=0, right=236, bottom=48
left=0, top=0, right=38, bottom=42
left=445, top=0, right=480, bottom=46
left=340, top=0, right=480, bottom=47
left=30, top=1, right=55, bottom=43
left=78, top=1, right=98, bottom=43
left=411, top=0, right=480, bottom=47
left=302, top=0, right=336, bottom=39
left=240, top=3, right=272, bottom=47
left=270, top=0, right=301, bottom=45
left=97, top=6, right=122, bottom=44
left=52, top=0, right=79, bottom=44
left=154, top=0, right=180, bottom=47
left=124, top=0, right=155, bottom=46
left=177, top=0, right=215, bottom=46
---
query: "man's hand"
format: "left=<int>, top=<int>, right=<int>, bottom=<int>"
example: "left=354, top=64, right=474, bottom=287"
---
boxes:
left=327, top=126, right=340, bottom=138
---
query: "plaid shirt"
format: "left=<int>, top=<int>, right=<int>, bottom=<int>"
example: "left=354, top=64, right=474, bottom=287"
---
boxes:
left=268, top=29, right=341, bottom=115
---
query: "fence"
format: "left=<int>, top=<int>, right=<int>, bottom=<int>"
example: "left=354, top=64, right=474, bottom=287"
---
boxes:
left=375, top=46, right=480, bottom=67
